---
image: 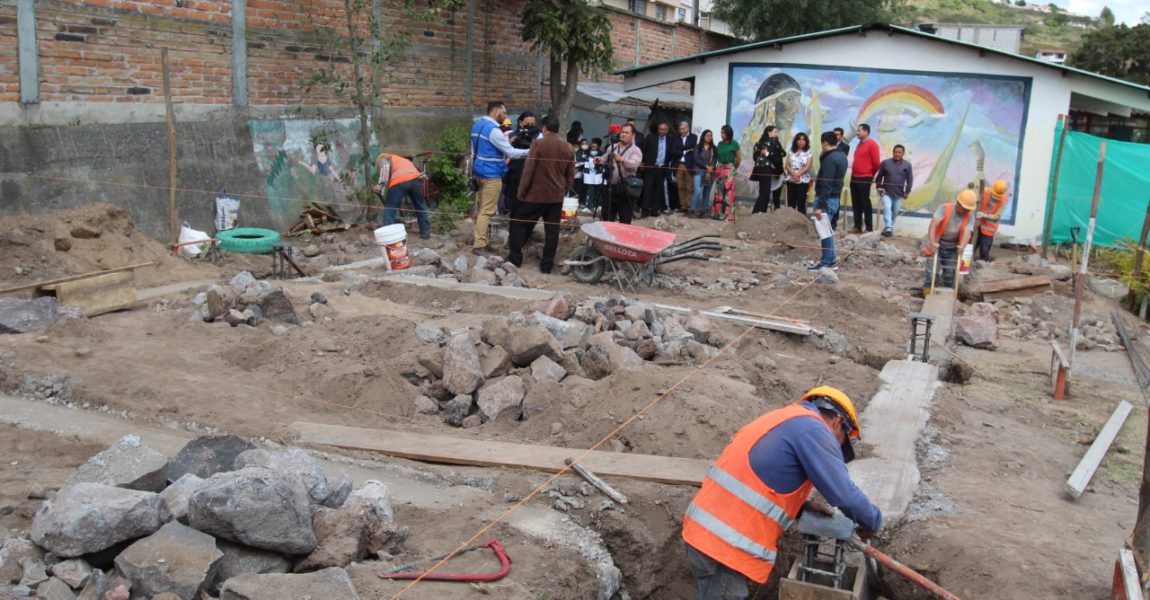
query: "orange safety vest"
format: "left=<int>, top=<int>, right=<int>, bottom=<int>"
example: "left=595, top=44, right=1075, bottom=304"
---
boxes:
left=376, top=153, right=421, bottom=186
left=925, top=202, right=972, bottom=256
left=978, top=188, right=1008, bottom=237
left=682, top=403, right=824, bottom=583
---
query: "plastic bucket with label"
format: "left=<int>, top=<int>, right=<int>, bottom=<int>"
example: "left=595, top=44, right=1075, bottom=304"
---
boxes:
left=562, top=196, right=579, bottom=222
left=374, top=224, right=411, bottom=271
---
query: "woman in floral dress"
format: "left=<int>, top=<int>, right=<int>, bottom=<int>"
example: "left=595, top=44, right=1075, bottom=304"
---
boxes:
left=712, top=125, right=741, bottom=222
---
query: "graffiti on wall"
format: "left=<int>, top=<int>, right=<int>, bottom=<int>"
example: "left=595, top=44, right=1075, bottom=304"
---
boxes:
left=728, top=64, right=1030, bottom=222
left=250, top=118, right=378, bottom=220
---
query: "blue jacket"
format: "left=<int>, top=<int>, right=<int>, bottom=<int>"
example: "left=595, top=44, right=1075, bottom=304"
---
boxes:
left=815, top=148, right=847, bottom=197
left=471, top=117, right=528, bottom=179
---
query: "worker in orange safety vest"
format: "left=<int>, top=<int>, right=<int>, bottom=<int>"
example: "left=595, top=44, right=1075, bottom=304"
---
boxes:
left=682, top=387, right=882, bottom=599
left=374, top=152, right=431, bottom=240
left=922, top=189, right=976, bottom=291
left=974, top=179, right=1010, bottom=262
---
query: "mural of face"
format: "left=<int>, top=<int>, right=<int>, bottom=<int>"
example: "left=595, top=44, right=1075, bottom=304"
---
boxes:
left=741, top=73, right=802, bottom=159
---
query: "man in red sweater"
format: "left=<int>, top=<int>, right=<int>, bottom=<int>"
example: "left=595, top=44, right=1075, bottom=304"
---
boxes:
left=849, top=123, right=880, bottom=234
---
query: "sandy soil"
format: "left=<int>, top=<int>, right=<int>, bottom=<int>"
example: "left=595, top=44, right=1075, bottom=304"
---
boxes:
left=0, top=205, right=1145, bottom=599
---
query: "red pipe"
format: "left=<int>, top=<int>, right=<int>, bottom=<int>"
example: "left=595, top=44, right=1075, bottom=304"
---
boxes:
left=851, top=540, right=962, bottom=600
left=382, top=539, right=512, bottom=582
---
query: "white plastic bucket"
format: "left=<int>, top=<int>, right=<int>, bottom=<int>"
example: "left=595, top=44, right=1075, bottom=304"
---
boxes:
left=959, top=243, right=973, bottom=274
left=562, top=196, right=579, bottom=222
left=374, top=224, right=411, bottom=271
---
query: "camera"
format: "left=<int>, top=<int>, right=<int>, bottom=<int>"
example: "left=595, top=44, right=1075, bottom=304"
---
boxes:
left=511, top=125, right=539, bottom=150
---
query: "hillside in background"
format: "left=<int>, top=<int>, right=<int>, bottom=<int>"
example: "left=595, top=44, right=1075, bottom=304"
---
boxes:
left=900, top=0, right=1098, bottom=57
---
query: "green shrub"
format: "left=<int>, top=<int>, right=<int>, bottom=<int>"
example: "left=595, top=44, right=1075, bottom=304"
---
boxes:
left=426, top=124, right=472, bottom=232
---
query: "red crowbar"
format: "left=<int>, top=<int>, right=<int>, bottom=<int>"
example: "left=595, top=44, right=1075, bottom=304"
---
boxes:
left=379, top=539, right=512, bottom=582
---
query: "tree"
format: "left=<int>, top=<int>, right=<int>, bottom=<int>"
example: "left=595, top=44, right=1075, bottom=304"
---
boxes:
left=521, top=0, right=614, bottom=128
left=711, top=0, right=906, bottom=41
left=1100, top=6, right=1115, bottom=27
left=1069, top=23, right=1150, bottom=85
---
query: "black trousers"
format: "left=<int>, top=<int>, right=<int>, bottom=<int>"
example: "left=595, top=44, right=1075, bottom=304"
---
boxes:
left=975, top=231, right=995, bottom=261
left=642, top=165, right=671, bottom=216
left=507, top=201, right=562, bottom=273
left=785, top=181, right=808, bottom=214
left=753, top=178, right=782, bottom=213
left=602, top=183, right=633, bottom=224
left=849, top=177, right=874, bottom=231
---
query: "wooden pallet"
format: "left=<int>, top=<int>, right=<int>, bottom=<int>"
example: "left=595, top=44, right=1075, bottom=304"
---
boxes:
left=40, top=271, right=137, bottom=317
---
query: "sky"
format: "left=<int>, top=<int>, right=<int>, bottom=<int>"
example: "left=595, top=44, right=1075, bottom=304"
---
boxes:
left=1059, top=0, right=1145, bottom=25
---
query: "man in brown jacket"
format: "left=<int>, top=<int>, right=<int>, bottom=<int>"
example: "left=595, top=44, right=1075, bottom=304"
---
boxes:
left=508, top=114, right=575, bottom=274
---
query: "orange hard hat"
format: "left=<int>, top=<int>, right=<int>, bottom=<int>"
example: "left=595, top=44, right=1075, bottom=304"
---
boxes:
left=957, top=189, right=977, bottom=210
left=992, top=179, right=1008, bottom=196
left=802, top=386, right=860, bottom=440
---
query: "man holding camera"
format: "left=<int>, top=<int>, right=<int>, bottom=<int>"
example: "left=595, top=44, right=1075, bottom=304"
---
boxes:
left=471, top=101, right=530, bottom=256
left=507, top=115, right=574, bottom=275
left=503, top=111, right=538, bottom=217
left=595, top=123, right=643, bottom=224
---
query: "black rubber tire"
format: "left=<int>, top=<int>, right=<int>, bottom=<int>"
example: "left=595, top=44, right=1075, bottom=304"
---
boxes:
left=216, top=228, right=281, bottom=254
left=567, top=244, right=606, bottom=284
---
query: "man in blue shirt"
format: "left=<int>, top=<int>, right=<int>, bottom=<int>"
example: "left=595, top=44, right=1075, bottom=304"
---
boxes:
left=809, top=131, right=847, bottom=272
left=470, top=101, right=530, bottom=256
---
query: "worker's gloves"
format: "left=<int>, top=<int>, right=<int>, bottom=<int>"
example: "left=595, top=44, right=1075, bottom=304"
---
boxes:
left=855, top=526, right=877, bottom=541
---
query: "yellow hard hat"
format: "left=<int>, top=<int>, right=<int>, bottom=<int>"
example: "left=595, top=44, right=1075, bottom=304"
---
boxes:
left=992, top=179, right=1008, bottom=196
left=957, top=189, right=977, bottom=210
left=802, top=386, right=860, bottom=440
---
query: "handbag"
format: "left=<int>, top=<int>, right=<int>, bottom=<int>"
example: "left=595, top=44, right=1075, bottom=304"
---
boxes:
left=623, top=176, right=644, bottom=201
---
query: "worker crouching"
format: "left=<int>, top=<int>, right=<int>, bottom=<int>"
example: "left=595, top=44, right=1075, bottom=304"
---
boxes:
left=682, top=387, right=882, bottom=599
left=922, top=189, right=976, bottom=292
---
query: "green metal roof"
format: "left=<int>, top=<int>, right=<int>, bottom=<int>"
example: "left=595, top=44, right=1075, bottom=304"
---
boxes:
left=616, top=23, right=1150, bottom=95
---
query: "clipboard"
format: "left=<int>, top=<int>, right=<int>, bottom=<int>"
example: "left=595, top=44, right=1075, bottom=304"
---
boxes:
left=812, top=213, right=833, bottom=240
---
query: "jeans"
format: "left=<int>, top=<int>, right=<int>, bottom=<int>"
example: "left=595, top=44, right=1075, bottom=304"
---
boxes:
left=924, top=244, right=959, bottom=288
left=881, top=193, right=902, bottom=234
left=690, top=172, right=713, bottom=213
left=819, top=235, right=837, bottom=268
left=686, top=544, right=749, bottom=600
left=380, top=178, right=431, bottom=238
left=813, top=190, right=840, bottom=230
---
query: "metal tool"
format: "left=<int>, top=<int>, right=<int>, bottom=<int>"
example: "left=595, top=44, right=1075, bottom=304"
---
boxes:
left=908, top=312, right=935, bottom=363
left=849, top=539, right=963, bottom=600
left=379, top=538, right=511, bottom=582
left=565, top=457, right=628, bottom=504
left=795, top=511, right=855, bottom=589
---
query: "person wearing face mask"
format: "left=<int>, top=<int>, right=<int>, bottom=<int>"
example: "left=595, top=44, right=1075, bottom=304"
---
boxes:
left=574, top=138, right=592, bottom=207
left=583, top=138, right=606, bottom=215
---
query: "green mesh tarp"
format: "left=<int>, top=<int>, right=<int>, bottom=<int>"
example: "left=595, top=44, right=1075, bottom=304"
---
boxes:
left=1046, top=121, right=1150, bottom=246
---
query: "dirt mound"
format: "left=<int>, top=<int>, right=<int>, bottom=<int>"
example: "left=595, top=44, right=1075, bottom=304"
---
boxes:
left=723, top=208, right=816, bottom=249
left=0, top=203, right=216, bottom=289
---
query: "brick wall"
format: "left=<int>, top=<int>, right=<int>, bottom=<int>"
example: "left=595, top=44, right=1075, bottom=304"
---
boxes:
left=10, top=0, right=732, bottom=111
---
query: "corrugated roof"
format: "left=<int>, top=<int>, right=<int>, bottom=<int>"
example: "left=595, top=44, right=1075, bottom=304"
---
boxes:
left=617, top=23, right=1150, bottom=95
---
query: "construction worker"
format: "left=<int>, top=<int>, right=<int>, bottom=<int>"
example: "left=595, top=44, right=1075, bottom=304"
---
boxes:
left=374, top=152, right=431, bottom=240
left=923, top=189, right=976, bottom=291
left=682, top=387, right=882, bottom=599
left=974, top=179, right=1010, bottom=262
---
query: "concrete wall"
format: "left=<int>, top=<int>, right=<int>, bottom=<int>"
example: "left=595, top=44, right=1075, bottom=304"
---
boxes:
left=623, top=31, right=1150, bottom=241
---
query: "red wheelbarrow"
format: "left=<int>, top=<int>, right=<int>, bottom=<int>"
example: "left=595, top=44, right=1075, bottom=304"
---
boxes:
left=563, top=221, right=721, bottom=291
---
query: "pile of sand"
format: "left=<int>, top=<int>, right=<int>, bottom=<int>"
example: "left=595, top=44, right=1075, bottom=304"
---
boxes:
left=724, top=208, right=816, bottom=249
left=0, top=203, right=216, bottom=289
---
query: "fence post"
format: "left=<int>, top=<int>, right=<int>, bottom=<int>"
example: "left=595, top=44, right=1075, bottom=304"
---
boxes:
left=1128, top=198, right=1150, bottom=310
left=1068, top=142, right=1106, bottom=376
left=1041, top=115, right=1069, bottom=260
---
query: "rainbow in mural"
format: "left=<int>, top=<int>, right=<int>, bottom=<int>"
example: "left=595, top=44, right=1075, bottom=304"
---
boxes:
left=728, top=64, right=1030, bottom=222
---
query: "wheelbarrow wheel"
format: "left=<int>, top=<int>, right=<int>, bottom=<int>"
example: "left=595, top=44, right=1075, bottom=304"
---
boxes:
left=568, top=245, right=606, bottom=284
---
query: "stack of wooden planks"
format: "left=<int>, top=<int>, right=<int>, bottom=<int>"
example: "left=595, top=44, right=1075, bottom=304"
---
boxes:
left=286, top=202, right=351, bottom=237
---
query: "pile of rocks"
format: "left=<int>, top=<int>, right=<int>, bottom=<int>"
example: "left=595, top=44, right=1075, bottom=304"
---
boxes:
left=988, top=293, right=1119, bottom=349
left=392, top=250, right=530, bottom=288
left=191, top=272, right=330, bottom=328
left=2, top=434, right=404, bottom=600
left=409, top=293, right=731, bottom=428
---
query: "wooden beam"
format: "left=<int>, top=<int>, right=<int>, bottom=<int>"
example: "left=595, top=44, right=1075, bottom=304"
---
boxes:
left=0, top=262, right=158, bottom=295
left=1115, top=548, right=1144, bottom=600
left=292, top=421, right=711, bottom=486
left=1066, top=400, right=1133, bottom=499
left=967, top=275, right=1052, bottom=295
left=161, top=47, right=179, bottom=257
left=45, top=272, right=137, bottom=317
left=655, top=303, right=813, bottom=336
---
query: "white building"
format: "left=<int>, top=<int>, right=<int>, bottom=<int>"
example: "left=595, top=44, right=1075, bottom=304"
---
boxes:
left=620, top=23, right=1150, bottom=242
left=1035, top=50, right=1068, bottom=64
left=917, top=23, right=1025, bottom=54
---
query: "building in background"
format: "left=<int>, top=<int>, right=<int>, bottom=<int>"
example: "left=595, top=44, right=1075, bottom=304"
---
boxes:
left=1035, top=50, right=1068, bottom=64
left=916, top=22, right=1025, bottom=54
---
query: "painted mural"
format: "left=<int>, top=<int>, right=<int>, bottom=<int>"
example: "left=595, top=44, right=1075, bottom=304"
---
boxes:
left=250, top=118, right=378, bottom=221
left=728, top=64, right=1030, bottom=222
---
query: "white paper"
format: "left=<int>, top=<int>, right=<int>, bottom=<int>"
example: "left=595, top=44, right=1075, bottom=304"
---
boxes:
left=812, top=213, right=833, bottom=240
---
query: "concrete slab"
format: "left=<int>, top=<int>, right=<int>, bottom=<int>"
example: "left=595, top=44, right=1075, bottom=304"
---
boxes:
left=919, top=289, right=956, bottom=343
left=848, top=360, right=938, bottom=526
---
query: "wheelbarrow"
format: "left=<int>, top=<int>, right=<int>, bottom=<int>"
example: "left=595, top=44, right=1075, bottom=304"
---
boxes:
left=563, top=221, right=721, bottom=291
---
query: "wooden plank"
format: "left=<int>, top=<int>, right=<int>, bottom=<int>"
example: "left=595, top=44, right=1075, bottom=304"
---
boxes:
left=654, top=303, right=813, bottom=336
left=292, top=421, right=712, bottom=486
left=1066, top=400, right=1133, bottom=499
left=920, top=288, right=955, bottom=343
left=968, top=275, right=1052, bottom=295
left=53, top=271, right=137, bottom=317
left=0, top=262, right=157, bottom=295
left=982, top=285, right=1052, bottom=301
left=1116, top=548, right=1144, bottom=600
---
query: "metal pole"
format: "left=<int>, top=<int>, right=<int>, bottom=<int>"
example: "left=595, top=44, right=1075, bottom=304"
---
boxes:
left=464, top=0, right=474, bottom=112
left=1042, top=114, right=1069, bottom=259
left=231, top=0, right=248, bottom=107
left=162, top=48, right=179, bottom=256
left=1127, top=198, right=1150, bottom=309
left=1068, top=142, right=1106, bottom=375
left=17, top=0, right=38, bottom=105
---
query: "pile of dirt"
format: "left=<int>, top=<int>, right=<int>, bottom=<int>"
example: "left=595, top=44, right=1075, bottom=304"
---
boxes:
left=0, top=204, right=216, bottom=288
left=723, top=208, right=815, bottom=248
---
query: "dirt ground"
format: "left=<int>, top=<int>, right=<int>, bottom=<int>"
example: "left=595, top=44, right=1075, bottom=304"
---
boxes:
left=0, top=205, right=1145, bottom=599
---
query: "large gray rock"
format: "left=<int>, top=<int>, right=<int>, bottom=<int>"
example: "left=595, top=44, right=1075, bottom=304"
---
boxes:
left=0, top=297, right=60, bottom=334
left=956, top=315, right=999, bottom=350
left=480, top=316, right=512, bottom=348
left=441, top=334, right=485, bottom=395
left=622, top=320, right=652, bottom=342
left=74, top=570, right=106, bottom=600
left=507, top=326, right=563, bottom=366
left=296, top=481, right=404, bottom=572
left=0, top=537, right=43, bottom=584
left=187, top=467, right=317, bottom=555
left=205, top=286, right=238, bottom=321
left=683, top=313, right=713, bottom=343
left=530, top=356, right=567, bottom=384
left=66, top=434, right=169, bottom=492
left=209, top=542, right=291, bottom=595
left=414, top=322, right=446, bottom=344
left=114, top=521, right=222, bottom=600
left=323, top=473, right=353, bottom=509
left=623, top=302, right=654, bottom=325
left=168, top=435, right=257, bottom=483
left=480, top=345, right=512, bottom=379
left=234, top=448, right=332, bottom=505
left=416, top=347, right=444, bottom=379
left=49, top=559, right=92, bottom=589
left=159, top=474, right=206, bottom=523
left=579, top=333, right=644, bottom=380
left=476, top=376, right=526, bottom=423
left=256, top=290, right=299, bottom=325
left=31, top=484, right=169, bottom=558
left=440, top=395, right=473, bottom=427
left=660, top=318, right=694, bottom=344
left=530, top=313, right=592, bottom=349
left=19, top=559, right=48, bottom=589
left=219, top=567, right=360, bottom=600
left=31, top=578, right=73, bottom=600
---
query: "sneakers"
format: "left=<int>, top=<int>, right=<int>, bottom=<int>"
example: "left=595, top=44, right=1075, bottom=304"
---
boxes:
left=807, top=263, right=839, bottom=272
left=881, top=230, right=892, bottom=238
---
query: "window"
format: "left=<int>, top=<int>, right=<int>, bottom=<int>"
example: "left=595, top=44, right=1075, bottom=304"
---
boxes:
left=656, top=4, right=667, bottom=20
left=677, top=7, right=687, bottom=21
left=630, top=0, right=647, bottom=16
